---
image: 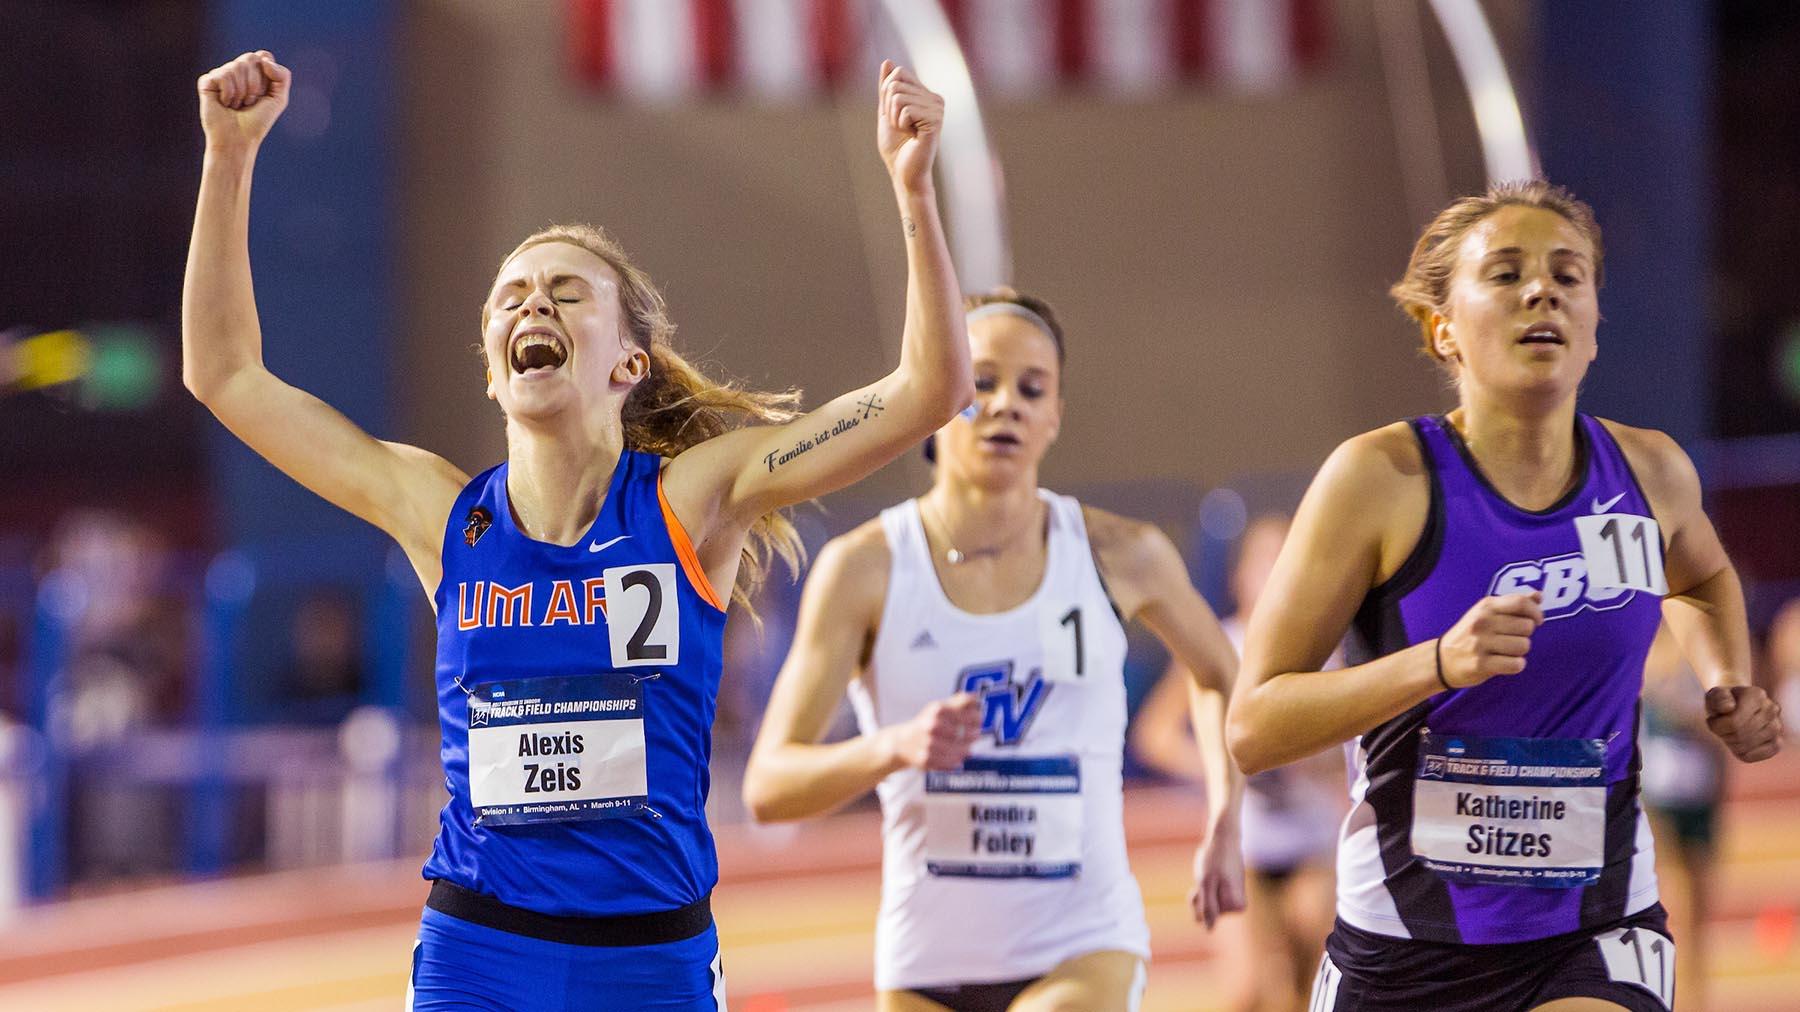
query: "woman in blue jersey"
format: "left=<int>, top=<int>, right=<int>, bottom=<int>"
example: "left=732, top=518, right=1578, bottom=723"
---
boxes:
left=184, top=51, right=973, bottom=1011
left=1226, top=181, right=1784, bottom=1012
left=743, top=289, right=1246, bottom=1011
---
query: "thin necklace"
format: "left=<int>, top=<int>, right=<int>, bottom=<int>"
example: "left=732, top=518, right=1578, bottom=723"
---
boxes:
left=923, top=496, right=1041, bottom=565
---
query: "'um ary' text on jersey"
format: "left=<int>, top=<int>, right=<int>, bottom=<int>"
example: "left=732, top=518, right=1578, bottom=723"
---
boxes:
left=455, top=579, right=608, bottom=630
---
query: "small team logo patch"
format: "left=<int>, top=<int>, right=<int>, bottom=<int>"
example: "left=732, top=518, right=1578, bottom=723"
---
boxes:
left=911, top=629, right=938, bottom=650
left=463, top=506, right=493, bottom=547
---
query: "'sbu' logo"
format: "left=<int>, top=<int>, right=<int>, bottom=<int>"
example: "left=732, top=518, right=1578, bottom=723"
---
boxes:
left=957, top=661, right=1050, bottom=747
left=1487, top=552, right=1634, bottom=622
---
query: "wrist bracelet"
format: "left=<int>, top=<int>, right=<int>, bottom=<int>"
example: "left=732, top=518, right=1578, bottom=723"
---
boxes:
left=1434, top=638, right=1454, bottom=692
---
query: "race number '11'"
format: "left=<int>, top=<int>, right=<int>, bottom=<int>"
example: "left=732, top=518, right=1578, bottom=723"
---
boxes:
left=1574, top=514, right=1667, bottom=596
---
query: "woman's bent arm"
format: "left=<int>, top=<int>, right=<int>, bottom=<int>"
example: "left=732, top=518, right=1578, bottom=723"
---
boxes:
left=743, top=527, right=980, bottom=821
left=1228, top=430, right=1444, bottom=774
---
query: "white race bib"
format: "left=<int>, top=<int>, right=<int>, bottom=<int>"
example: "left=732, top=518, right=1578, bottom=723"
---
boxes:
left=1595, top=925, right=1674, bottom=1009
left=1412, top=733, right=1607, bottom=888
left=602, top=563, right=681, bottom=668
left=923, top=756, right=1083, bottom=879
left=466, top=674, right=649, bottom=825
left=1036, top=602, right=1089, bottom=684
left=1574, top=512, right=1667, bottom=596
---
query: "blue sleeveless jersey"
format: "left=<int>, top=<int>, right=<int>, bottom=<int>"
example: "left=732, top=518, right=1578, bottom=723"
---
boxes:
left=422, top=451, right=727, bottom=917
left=1337, top=414, right=1664, bottom=944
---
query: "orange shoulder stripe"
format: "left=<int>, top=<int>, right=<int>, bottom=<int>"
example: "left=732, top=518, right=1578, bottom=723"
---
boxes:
left=657, top=471, right=727, bottom=613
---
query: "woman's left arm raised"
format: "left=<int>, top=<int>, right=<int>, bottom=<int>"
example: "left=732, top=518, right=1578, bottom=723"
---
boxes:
left=665, top=62, right=972, bottom=545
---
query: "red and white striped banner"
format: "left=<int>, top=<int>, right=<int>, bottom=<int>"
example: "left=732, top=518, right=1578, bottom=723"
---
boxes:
left=568, top=0, right=1326, bottom=102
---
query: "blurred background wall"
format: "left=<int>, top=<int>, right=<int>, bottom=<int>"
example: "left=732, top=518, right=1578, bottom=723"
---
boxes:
left=394, top=0, right=1515, bottom=506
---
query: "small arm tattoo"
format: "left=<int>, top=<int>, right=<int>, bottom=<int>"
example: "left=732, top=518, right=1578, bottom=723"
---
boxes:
left=763, top=400, right=884, bottom=472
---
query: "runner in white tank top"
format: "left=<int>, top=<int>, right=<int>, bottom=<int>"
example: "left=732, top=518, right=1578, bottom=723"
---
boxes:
left=745, top=290, right=1245, bottom=1012
left=851, top=490, right=1144, bottom=990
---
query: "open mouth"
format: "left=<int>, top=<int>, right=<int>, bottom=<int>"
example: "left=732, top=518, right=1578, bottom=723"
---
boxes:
left=981, top=432, right=1022, bottom=448
left=1518, top=322, right=1566, bottom=347
left=510, top=329, right=569, bottom=374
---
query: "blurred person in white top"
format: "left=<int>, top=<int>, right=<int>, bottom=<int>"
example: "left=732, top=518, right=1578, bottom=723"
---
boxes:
left=1134, top=514, right=1342, bottom=1012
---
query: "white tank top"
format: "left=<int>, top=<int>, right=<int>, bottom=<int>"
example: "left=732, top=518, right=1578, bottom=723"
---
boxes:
left=848, top=492, right=1150, bottom=990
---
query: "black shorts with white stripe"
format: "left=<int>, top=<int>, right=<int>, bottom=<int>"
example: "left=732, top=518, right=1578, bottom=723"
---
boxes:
left=1308, top=904, right=1673, bottom=1012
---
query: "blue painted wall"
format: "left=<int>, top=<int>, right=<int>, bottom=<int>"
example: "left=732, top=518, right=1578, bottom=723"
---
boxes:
left=1533, top=1, right=1713, bottom=446
left=208, top=3, right=402, bottom=712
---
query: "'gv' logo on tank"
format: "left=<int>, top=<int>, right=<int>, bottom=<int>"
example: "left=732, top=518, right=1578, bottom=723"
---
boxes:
left=1487, top=551, right=1635, bottom=622
left=956, top=661, right=1051, bottom=746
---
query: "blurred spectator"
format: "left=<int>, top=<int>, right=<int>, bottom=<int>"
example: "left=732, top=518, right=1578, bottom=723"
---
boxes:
left=273, top=588, right=365, bottom=725
left=1640, top=624, right=1728, bottom=1012
left=41, top=509, right=189, bottom=884
left=44, top=510, right=189, bottom=741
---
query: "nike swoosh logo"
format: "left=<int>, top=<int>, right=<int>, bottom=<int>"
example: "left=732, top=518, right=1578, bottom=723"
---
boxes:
left=588, top=535, right=631, bottom=553
left=1592, top=492, right=1626, bottom=514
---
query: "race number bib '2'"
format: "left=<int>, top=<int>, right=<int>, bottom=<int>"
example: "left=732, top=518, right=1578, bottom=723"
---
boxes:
left=468, top=673, right=648, bottom=826
left=923, top=756, right=1082, bottom=879
left=602, top=563, right=681, bottom=669
left=1412, top=733, right=1607, bottom=888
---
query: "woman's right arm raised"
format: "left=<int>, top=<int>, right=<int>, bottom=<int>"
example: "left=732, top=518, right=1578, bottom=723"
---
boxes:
left=184, top=52, right=465, bottom=588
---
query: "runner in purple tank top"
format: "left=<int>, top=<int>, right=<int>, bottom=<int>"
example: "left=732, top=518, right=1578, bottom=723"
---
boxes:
left=1226, top=182, right=1782, bottom=1012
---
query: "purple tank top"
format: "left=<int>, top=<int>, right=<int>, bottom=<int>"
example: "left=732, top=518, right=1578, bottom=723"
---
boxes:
left=1341, top=414, right=1663, bottom=944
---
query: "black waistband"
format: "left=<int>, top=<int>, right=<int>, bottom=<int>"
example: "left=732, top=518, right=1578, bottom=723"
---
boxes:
left=426, top=879, right=712, bottom=947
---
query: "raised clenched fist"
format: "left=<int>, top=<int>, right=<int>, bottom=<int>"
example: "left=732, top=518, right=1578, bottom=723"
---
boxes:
left=1437, top=592, right=1545, bottom=690
left=885, top=692, right=983, bottom=771
left=196, top=50, right=291, bottom=151
left=875, top=60, right=945, bottom=196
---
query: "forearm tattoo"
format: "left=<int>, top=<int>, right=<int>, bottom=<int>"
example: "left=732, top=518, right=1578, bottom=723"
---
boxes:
left=903, top=217, right=917, bottom=238
left=763, top=396, right=886, bottom=472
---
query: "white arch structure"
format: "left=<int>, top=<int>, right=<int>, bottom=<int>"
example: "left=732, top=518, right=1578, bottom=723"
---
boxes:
left=871, top=0, right=1011, bottom=291
left=1428, top=0, right=1538, bottom=184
